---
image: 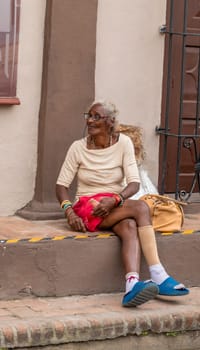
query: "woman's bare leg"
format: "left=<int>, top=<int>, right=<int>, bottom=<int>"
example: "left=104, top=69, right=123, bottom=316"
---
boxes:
left=99, top=199, right=151, bottom=227
left=100, top=199, right=160, bottom=266
left=102, top=200, right=189, bottom=296
left=112, top=218, right=141, bottom=274
left=112, top=218, right=159, bottom=305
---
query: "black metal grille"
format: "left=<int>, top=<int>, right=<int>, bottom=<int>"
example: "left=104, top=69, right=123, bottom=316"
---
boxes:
left=156, top=0, right=200, bottom=202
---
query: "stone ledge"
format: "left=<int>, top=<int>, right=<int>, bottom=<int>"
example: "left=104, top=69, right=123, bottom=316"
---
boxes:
left=0, top=232, right=199, bottom=299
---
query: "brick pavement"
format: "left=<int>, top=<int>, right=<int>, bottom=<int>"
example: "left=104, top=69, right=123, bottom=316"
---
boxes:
left=0, top=288, right=199, bottom=348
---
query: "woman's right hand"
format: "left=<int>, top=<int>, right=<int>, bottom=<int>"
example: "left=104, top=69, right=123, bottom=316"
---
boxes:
left=65, top=208, right=87, bottom=232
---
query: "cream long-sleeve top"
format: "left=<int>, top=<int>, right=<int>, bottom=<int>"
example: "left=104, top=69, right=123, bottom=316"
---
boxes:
left=56, top=133, right=140, bottom=198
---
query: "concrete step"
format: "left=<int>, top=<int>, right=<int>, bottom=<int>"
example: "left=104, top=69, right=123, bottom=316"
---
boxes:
left=0, top=216, right=199, bottom=299
left=0, top=288, right=200, bottom=349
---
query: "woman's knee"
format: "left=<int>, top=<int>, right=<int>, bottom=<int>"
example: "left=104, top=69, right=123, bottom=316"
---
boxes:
left=113, top=219, right=138, bottom=240
left=128, top=199, right=151, bottom=219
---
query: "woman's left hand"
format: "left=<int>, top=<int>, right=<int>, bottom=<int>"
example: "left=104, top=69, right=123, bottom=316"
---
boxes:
left=92, top=197, right=116, bottom=217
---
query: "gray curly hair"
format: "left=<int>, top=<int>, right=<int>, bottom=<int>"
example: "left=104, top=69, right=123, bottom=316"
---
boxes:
left=87, top=99, right=119, bottom=131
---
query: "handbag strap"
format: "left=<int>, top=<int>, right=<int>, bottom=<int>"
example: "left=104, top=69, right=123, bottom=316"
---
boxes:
left=141, top=193, right=187, bottom=206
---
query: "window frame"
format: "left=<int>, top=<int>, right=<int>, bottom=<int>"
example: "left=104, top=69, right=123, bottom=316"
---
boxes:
left=0, top=0, right=21, bottom=105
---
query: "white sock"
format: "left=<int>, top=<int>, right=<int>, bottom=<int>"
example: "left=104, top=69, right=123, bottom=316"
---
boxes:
left=125, top=272, right=139, bottom=293
left=149, top=264, right=169, bottom=285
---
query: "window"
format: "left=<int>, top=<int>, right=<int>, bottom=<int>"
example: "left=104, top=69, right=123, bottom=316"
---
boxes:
left=0, top=0, right=20, bottom=104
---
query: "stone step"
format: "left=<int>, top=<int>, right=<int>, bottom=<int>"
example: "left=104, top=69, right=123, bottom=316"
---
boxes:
left=0, top=288, right=200, bottom=349
left=0, top=221, right=199, bottom=299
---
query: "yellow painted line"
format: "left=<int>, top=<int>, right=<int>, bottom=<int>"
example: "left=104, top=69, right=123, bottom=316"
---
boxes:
left=28, top=237, right=43, bottom=242
left=1, top=229, right=199, bottom=245
left=52, top=235, right=66, bottom=241
left=97, top=233, right=112, bottom=238
left=74, top=234, right=89, bottom=239
left=182, top=230, right=194, bottom=235
left=161, top=232, right=173, bottom=236
left=6, top=239, right=20, bottom=243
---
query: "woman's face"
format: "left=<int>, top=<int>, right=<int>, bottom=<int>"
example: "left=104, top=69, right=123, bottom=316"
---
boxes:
left=86, top=104, right=109, bottom=136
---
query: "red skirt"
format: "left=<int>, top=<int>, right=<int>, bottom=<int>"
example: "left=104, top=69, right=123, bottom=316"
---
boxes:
left=73, top=193, right=114, bottom=232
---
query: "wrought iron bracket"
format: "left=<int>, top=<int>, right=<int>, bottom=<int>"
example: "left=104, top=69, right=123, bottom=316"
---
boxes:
left=179, top=137, right=200, bottom=201
left=155, top=126, right=170, bottom=135
left=159, top=24, right=167, bottom=34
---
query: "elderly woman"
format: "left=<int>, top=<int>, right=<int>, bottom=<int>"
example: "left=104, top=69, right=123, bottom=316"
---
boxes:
left=56, top=100, right=189, bottom=307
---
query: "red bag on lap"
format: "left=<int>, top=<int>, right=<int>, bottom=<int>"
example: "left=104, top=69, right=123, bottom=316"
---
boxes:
left=73, top=193, right=114, bottom=232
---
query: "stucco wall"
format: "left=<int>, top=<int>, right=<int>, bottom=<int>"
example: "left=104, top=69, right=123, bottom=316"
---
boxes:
left=0, top=0, right=46, bottom=215
left=95, top=0, right=166, bottom=185
left=0, top=0, right=166, bottom=216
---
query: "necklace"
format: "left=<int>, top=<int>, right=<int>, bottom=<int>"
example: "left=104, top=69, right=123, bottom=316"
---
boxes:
left=89, top=134, right=113, bottom=149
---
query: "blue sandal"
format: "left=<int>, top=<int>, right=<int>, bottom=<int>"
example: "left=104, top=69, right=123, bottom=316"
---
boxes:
left=158, top=277, right=189, bottom=296
left=122, top=281, right=159, bottom=307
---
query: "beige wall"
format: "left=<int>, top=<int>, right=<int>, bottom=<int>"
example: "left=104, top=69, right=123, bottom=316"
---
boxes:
left=0, top=0, right=166, bottom=216
left=95, top=0, right=166, bottom=186
left=0, top=0, right=46, bottom=215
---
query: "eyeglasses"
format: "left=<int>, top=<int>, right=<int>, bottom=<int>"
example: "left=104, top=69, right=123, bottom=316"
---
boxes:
left=83, top=112, right=108, bottom=121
